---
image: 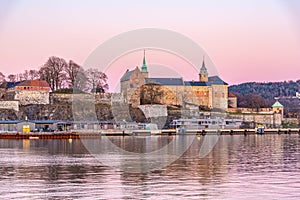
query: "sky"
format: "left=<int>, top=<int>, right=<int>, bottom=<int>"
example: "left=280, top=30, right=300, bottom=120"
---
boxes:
left=0, top=0, right=300, bottom=91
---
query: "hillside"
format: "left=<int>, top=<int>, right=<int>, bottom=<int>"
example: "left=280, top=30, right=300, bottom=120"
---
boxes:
left=229, top=80, right=300, bottom=116
left=229, top=80, right=300, bottom=100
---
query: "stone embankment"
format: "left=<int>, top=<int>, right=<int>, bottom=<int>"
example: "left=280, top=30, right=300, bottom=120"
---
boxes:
left=0, top=128, right=300, bottom=139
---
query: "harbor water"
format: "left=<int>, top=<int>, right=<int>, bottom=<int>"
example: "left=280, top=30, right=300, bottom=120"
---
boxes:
left=0, top=134, right=300, bottom=199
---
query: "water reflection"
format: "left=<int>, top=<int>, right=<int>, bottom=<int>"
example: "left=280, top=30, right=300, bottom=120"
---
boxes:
left=81, top=135, right=197, bottom=173
left=0, top=135, right=299, bottom=199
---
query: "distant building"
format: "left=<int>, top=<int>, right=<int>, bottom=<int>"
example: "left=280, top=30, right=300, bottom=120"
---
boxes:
left=13, top=80, right=50, bottom=92
left=1, top=80, right=50, bottom=105
left=228, top=99, right=285, bottom=128
left=228, top=92, right=237, bottom=108
left=120, top=51, right=229, bottom=110
left=272, top=100, right=284, bottom=119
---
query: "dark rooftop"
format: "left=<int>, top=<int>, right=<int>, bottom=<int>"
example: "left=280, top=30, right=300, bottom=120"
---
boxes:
left=184, top=81, right=210, bottom=86
left=5, top=81, right=22, bottom=89
left=120, top=70, right=134, bottom=82
left=18, top=80, right=50, bottom=88
left=0, top=120, right=22, bottom=124
left=30, top=120, right=61, bottom=124
left=145, top=78, right=184, bottom=86
left=208, top=76, right=228, bottom=85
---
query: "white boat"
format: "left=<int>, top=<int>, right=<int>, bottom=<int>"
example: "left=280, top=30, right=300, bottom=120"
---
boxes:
left=171, top=118, right=242, bottom=130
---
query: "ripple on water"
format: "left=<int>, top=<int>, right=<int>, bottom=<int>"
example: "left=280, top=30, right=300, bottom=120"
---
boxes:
left=0, top=135, right=300, bottom=199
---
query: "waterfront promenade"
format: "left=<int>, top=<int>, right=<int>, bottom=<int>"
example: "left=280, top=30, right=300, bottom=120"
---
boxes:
left=0, top=128, right=299, bottom=139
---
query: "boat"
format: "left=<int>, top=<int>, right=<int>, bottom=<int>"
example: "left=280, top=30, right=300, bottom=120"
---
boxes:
left=171, top=118, right=242, bottom=130
left=255, top=124, right=265, bottom=134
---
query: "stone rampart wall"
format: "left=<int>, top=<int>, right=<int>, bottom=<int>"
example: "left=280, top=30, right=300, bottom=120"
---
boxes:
left=228, top=107, right=273, bottom=113
left=138, top=105, right=168, bottom=118
left=50, top=93, right=118, bottom=105
left=14, top=91, right=49, bottom=105
left=0, top=101, right=19, bottom=111
left=229, top=113, right=282, bottom=127
left=283, top=118, right=299, bottom=125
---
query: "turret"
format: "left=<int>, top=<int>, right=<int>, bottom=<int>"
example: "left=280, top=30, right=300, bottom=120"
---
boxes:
left=141, top=50, right=149, bottom=78
left=272, top=99, right=284, bottom=119
left=199, top=57, right=208, bottom=82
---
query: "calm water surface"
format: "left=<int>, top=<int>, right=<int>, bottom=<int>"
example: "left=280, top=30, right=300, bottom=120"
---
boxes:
left=0, top=135, right=300, bottom=200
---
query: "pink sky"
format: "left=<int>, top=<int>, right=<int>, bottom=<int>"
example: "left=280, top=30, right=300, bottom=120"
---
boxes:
left=0, top=0, right=300, bottom=91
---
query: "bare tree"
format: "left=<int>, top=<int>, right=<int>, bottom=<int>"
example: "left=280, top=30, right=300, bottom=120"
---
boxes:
left=0, top=72, right=5, bottom=84
left=7, top=74, right=16, bottom=82
left=39, top=65, right=52, bottom=88
left=86, top=68, right=109, bottom=93
left=28, top=69, right=40, bottom=80
left=65, top=60, right=88, bottom=90
left=15, top=74, right=22, bottom=81
left=236, top=93, right=267, bottom=109
left=11, top=70, right=40, bottom=81
left=22, top=70, right=30, bottom=80
left=39, top=56, right=67, bottom=91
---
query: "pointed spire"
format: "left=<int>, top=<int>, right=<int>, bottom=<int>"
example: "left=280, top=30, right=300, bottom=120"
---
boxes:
left=141, top=49, right=148, bottom=73
left=200, top=55, right=208, bottom=75
left=143, top=49, right=146, bottom=65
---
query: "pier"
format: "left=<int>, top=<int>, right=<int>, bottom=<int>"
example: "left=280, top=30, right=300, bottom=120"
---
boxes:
left=0, top=128, right=299, bottom=139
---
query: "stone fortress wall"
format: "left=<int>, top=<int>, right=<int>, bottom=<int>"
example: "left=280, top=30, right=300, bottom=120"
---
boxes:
left=50, top=93, right=119, bottom=105
left=138, top=105, right=168, bottom=119
left=211, top=85, right=228, bottom=111
left=13, top=90, right=49, bottom=105
left=229, top=113, right=282, bottom=127
left=2, top=90, right=122, bottom=107
left=0, top=78, right=294, bottom=127
left=0, top=101, right=19, bottom=111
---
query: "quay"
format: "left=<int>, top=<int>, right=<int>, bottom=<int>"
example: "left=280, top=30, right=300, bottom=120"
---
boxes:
left=0, top=128, right=300, bottom=139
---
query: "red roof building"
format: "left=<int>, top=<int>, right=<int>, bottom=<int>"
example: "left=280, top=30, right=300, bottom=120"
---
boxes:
left=14, top=80, right=50, bottom=92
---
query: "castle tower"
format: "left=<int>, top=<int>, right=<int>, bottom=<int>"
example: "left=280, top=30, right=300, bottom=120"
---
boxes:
left=199, top=57, right=208, bottom=82
left=272, top=99, right=284, bottom=119
left=141, top=50, right=149, bottom=78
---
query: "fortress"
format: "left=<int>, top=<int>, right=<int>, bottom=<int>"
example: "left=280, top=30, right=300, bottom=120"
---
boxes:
left=0, top=52, right=291, bottom=128
left=120, top=51, right=229, bottom=110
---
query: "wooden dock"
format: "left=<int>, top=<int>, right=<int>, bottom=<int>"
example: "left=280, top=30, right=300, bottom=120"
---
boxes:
left=0, top=128, right=299, bottom=139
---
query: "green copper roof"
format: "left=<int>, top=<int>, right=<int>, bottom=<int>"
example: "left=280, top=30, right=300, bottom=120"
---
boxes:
left=141, top=50, right=148, bottom=73
left=272, top=100, right=283, bottom=107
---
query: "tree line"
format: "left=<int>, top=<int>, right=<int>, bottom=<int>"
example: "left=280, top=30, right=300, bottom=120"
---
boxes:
left=229, top=80, right=300, bottom=100
left=0, top=56, right=108, bottom=92
left=229, top=80, right=300, bottom=109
